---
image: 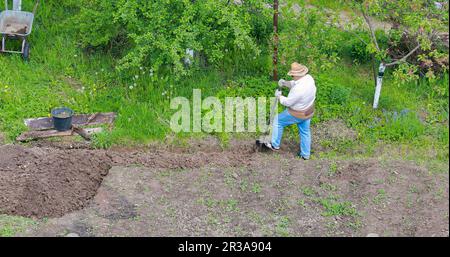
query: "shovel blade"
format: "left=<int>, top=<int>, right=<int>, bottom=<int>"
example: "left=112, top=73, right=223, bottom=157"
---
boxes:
left=255, top=138, right=272, bottom=152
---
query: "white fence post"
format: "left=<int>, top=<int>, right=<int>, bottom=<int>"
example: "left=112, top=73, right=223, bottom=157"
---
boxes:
left=373, top=63, right=386, bottom=109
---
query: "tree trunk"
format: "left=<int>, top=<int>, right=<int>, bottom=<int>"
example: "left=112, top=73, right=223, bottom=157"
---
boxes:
left=371, top=56, right=378, bottom=87
left=373, top=63, right=386, bottom=109
left=273, top=0, right=279, bottom=81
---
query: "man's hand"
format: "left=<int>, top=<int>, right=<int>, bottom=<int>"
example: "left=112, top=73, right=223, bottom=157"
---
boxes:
left=278, top=79, right=293, bottom=88
left=275, top=89, right=282, bottom=98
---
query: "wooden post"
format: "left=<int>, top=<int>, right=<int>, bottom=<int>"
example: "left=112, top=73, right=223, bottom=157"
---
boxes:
left=273, top=0, right=279, bottom=81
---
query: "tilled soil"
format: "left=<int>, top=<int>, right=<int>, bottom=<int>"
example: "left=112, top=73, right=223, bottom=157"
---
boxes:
left=0, top=141, right=256, bottom=219
left=0, top=145, right=111, bottom=218
left=0, top=138, right=448, bottom=236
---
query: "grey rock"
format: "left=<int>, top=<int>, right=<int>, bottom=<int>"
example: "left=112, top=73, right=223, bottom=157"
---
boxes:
left=292, top=3, right=302, bottom=15
left=65, top=232, right=80, bottom=237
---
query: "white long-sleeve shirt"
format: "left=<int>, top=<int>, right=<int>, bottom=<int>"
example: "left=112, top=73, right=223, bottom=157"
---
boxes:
left=279, top=75, right=316, bottom=111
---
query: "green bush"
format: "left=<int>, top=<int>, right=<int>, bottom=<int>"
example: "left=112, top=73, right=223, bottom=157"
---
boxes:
left=329, top=86, right=352, bottom=105
left=316, top=77, right=351, bottom=106
left=278, top=4, right=345, bottom=72
left=216, top=76, right=275, bottom=99
left=350, top=38, right=372, bottom=63
left=377, top=111, right=426, bottom=141
left=73, top=0, right=272, bottom=78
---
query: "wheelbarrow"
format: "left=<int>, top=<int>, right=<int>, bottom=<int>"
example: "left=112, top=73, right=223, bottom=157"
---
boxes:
left=0, top=0, right=39, bottom=61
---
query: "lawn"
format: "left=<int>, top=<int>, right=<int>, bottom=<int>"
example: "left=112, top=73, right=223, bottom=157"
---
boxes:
left=1, top=2, right=448, bottom=157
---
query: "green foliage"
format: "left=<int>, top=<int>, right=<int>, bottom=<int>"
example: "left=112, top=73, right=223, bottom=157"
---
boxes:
left=317, top=78, right=351, bottom=106
left=278, top=4, right=344, bottom=72
left=328, top=162, right=338, bottom=175
left=305, top=0, right=350, bottom=11
left=349, top=0, right=449, bottom=82
left=71, top=1, right=120, bottom=48
left=0, top=0, right=447, bottom=165
left=73, top=0, right=272, bottom=78
left=376, top=111, right=426, bottom=141
left=316, top=198, right=359, bottom=217
left=0, top=215, right=36, bottom=237
left=301, top=186, right=317, bottom=197
left=438, top=126, right=449, bottom=147
left=350, top=38, right=373, bottom=63
left=312, top=73, right=355, bottom=123
left=92, top=131, right=114, bottom=149
left=275, top=216, right=291, bottom=237
left=348, top=31, right=390, bottom=64
left=216, top=76, right=276, bottom=99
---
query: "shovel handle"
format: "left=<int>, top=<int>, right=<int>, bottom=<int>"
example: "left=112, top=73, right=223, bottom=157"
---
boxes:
left=268, top=90, right=280, bottom=126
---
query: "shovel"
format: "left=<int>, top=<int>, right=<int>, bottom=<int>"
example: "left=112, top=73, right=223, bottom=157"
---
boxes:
left=255, top=86, right=281, bottom=151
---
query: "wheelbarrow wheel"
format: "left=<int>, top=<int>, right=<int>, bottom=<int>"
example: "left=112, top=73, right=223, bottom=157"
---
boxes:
left=22, top=41, right=30, bottom=61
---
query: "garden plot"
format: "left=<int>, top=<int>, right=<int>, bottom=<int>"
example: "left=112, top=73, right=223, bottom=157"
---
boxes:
left=0, top=145, right=111, bottom=218
left=0, top=140, right=448, bottom=237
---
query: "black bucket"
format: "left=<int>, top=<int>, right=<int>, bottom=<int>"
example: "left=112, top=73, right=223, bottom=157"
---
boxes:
left=51, top=107, right=74, bottom=131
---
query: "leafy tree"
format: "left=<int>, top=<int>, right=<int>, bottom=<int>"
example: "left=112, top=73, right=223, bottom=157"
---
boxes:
left=278, top=3, right=345, bottom=74
left=73, top=0, right=272, bottom=78
left=343, top=0, right=449, bottom=108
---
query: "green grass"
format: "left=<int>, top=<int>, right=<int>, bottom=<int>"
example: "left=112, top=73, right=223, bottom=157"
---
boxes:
left=0, top=1, right=447, bottom=167
left=0, top=215, right=36, bottom=237
left=328, top=162, right=338, bottom=175
left=373, top=189, right=388, bottom=205
left=275, top=216, right=291, bottom=237
left=316, top=198, right=359, bottom=217
left=301, top=186, right=317, bottom=197
left=251, top=183, right=262, bottom=194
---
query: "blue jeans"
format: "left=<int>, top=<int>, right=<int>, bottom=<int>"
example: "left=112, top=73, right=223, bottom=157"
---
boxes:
left=271, top=109, right=311, bottom=158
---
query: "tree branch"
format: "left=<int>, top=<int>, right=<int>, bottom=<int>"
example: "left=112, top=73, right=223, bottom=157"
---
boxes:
left=361, top=7, right=380, bottom=52
left=337, top=20, right=369, bottom=46
left=351, top=30, right=369, bottom=46
left=385, top=44, right=421, bottom=67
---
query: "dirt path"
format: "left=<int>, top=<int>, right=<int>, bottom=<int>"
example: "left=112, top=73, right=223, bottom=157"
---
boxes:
left=1, top=137, right=448, bottom=237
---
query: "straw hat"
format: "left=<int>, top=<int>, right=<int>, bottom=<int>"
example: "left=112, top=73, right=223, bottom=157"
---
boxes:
left=287, top=62, right=309, bottom=77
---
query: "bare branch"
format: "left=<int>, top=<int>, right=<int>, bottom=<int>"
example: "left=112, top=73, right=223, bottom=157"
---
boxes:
left=333, top=8, right=370, bottom=47
left=336, top=20, right=369, bottom=46
left=350, top=30, right=369, bottom=46
left=385, top=44, right=421, bottom=67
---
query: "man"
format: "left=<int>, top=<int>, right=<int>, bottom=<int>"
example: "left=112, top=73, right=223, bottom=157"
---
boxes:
left=265, top=62, right=316, bottom=160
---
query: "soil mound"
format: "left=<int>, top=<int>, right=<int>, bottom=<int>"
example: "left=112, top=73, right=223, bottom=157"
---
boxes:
left=0, top=145, right=111, bottom=218
left=0, top=142, right=255, bottom=219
